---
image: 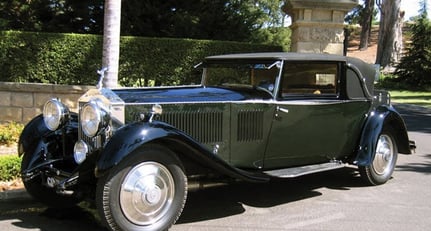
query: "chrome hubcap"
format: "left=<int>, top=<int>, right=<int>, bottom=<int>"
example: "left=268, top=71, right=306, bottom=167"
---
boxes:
left=373, top=134, right=394, bottom=175
left=120, top=162, right=175, bottom=225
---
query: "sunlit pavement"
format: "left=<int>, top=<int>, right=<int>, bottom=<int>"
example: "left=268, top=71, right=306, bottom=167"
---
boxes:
left=1, top=104, right=430, bottom=231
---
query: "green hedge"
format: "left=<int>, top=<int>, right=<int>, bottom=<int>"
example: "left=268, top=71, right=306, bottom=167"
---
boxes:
left=0, top=31, right=282, bottom=86
left=0, top=155, right=21, bottom=181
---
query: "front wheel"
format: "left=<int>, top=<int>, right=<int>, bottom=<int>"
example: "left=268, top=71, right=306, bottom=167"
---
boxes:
left=359, top=130, right=398, bottom=185
left=96, top=144, right=187, bottom=231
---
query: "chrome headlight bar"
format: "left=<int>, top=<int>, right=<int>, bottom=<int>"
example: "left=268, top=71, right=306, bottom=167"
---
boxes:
left=43, top=99, right=70, bottom=131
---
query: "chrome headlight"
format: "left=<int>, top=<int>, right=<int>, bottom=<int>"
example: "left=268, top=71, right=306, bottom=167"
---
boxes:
left=74, top=140, right=88, bottom=164
left=81, top=101, right=109, bottom=137
left=43, top=99, right=69, bottom=131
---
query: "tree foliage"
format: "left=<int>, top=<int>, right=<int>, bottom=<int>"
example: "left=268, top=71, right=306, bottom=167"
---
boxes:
left=395, top=0, right=431, bottom=89
left=0, top=0, right=104, bottom=33
left=0, top=0, right=288, bottom=48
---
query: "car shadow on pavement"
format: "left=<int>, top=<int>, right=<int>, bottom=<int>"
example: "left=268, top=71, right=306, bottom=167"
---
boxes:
left=394, top=104, right=431, bottom=134
left=393, top=103, right=431, bottom=175
left=396, top=153, right=431, bottom=175
left=0, top=200, right=105, bottom=231
left=178, top=167, right=366, bottom=224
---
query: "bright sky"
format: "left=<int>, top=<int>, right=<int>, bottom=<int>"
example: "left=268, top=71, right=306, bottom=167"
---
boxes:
left=400, top=0, right=430, bottom=20
left=401, top=0, right=420, bottom=19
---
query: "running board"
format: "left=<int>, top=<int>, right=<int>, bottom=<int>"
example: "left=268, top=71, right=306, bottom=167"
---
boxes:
left=264, top=161, right=346, bottom=178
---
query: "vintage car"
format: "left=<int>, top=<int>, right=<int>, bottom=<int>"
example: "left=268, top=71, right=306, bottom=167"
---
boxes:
left=19, top=52, right=414, bottom=231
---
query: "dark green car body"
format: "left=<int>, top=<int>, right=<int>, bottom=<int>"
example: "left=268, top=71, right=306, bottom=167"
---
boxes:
left=18, top=52, right=414, bottom=231
left=96, top=52, right=411, bottom=174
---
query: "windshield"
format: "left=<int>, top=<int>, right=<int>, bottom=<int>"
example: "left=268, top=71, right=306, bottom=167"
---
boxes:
left=201, top=61, right=281, bottom=92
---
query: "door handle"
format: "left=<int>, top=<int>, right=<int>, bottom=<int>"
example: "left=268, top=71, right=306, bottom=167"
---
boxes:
left=275, top=106, right=288, bottom=121
left=277, top=106, right=289, bottom=114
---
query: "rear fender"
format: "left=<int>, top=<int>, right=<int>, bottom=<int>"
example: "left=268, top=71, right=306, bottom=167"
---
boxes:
left=355, top=105, right=411, bottom=166
left=95, top=121, right=269, bottom=182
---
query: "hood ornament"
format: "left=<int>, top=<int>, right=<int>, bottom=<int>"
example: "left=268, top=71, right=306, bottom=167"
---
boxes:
left=96, top=67, right=109, bottom=90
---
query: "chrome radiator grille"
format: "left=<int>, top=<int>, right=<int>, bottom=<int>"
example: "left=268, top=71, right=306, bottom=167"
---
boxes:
left=160, top=110, right=223, bottom=143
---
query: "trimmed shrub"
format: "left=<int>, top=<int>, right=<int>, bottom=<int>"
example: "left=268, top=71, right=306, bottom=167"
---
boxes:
left=0, top=31, right=282, bottom=86
left=0, top=155, right=21, bottom=181
left=0, top=122, right=24, bottom=146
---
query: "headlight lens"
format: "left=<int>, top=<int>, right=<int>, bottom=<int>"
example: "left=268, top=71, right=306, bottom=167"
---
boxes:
left=81, top=101, right=109, bottom=137
left=74, top=140, right=88, bottom=164
left=43, top=99, right=69, bottom=131
left=81, top=102, right=102, bottom=137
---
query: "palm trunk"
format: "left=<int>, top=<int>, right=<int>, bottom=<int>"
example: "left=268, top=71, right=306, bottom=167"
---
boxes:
left=102, top=0, right=122, bottom=88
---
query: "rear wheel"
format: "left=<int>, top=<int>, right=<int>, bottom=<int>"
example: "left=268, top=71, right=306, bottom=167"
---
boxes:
left=96, top=144, right=187, bottom=231
left=359, top=130, right=398, bottom=185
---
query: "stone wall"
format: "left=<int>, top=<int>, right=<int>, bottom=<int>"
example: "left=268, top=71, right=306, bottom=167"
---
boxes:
left=0, top=82, right=94, bottom=124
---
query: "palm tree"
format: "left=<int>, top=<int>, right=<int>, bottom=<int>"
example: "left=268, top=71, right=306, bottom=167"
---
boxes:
left=102, top=0, right=122, bottom=88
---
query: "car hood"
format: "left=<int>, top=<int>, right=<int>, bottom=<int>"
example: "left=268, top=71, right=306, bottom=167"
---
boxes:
left=112, top=86, right=262, bottom=104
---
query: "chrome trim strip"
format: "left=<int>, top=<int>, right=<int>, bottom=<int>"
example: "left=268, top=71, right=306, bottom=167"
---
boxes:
left=273, top=60, right=284, bottom=100
left=124, top=99, right=368, bottom=106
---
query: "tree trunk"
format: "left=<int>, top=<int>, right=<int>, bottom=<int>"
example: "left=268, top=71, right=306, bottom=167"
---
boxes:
left=359, top=0, right=374, bottom=51
left=102, top=0, right=122, bottom=88
left=375, top=0, right=402, bottom=70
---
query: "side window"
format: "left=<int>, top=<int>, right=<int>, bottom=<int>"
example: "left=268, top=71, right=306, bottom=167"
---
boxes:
left=280, top=62, right=338, bottom=97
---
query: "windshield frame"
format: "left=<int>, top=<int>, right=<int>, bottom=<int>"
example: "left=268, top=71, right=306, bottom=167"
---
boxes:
left=199, top=59, right=283, bottom=98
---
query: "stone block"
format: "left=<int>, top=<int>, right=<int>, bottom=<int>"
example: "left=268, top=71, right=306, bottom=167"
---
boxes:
left=23, top=108, right=42, bottom=124
left=312, top=9, right=332, bottom=22
left=0, top=107, right=22, bottom=123
left=11, top=92, right=33, bottom=107
left=322, top=43, right=344, bottom=55
left=34, top=93, right=56, bottom=109
left=0, top=92, right=11, bottom=106
left=295, top=42, right=324, bottom=53
left=59, top=94, right=81, bottom=112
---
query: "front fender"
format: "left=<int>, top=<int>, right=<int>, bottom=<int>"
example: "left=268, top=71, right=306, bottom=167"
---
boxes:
left=95, top=121, right=269, bottom=182
left=18, top=114, right=78, bottom=172
left=355, top=105, right=411, bottom=166
left=18, top=115, right=50, bottom=157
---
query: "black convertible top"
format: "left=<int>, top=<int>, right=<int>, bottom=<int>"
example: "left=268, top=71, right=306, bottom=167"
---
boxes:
left=205, top=52, right=351, bottom=62
left=205, top=52, right=377, bottom=95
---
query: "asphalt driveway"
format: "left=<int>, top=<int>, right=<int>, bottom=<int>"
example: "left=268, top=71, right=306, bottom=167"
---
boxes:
left=0, top=104, right=430, bottom=231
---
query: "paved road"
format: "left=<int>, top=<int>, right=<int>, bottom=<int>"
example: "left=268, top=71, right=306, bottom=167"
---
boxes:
left=0, top=104, right=430, bottom=231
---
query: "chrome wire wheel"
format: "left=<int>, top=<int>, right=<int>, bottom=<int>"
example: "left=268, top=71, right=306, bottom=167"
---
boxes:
left=120, top=162, right=175, bottom=226
left=372, top=134, right=395, bottom=175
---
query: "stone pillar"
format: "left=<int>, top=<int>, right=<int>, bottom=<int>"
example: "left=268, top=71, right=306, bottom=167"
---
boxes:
left=283, top=0, right=358, bottom=55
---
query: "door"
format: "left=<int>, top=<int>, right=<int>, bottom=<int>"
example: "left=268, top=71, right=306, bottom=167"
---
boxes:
left=263, top=62, right=370, bottom=169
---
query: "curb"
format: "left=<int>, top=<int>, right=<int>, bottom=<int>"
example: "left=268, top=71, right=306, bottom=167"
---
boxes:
left=0, top=188, right=31, bottom=201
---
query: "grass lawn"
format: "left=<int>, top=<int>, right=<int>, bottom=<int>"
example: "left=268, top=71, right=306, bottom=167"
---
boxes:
left=390, top=91, right=431, bottom=108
